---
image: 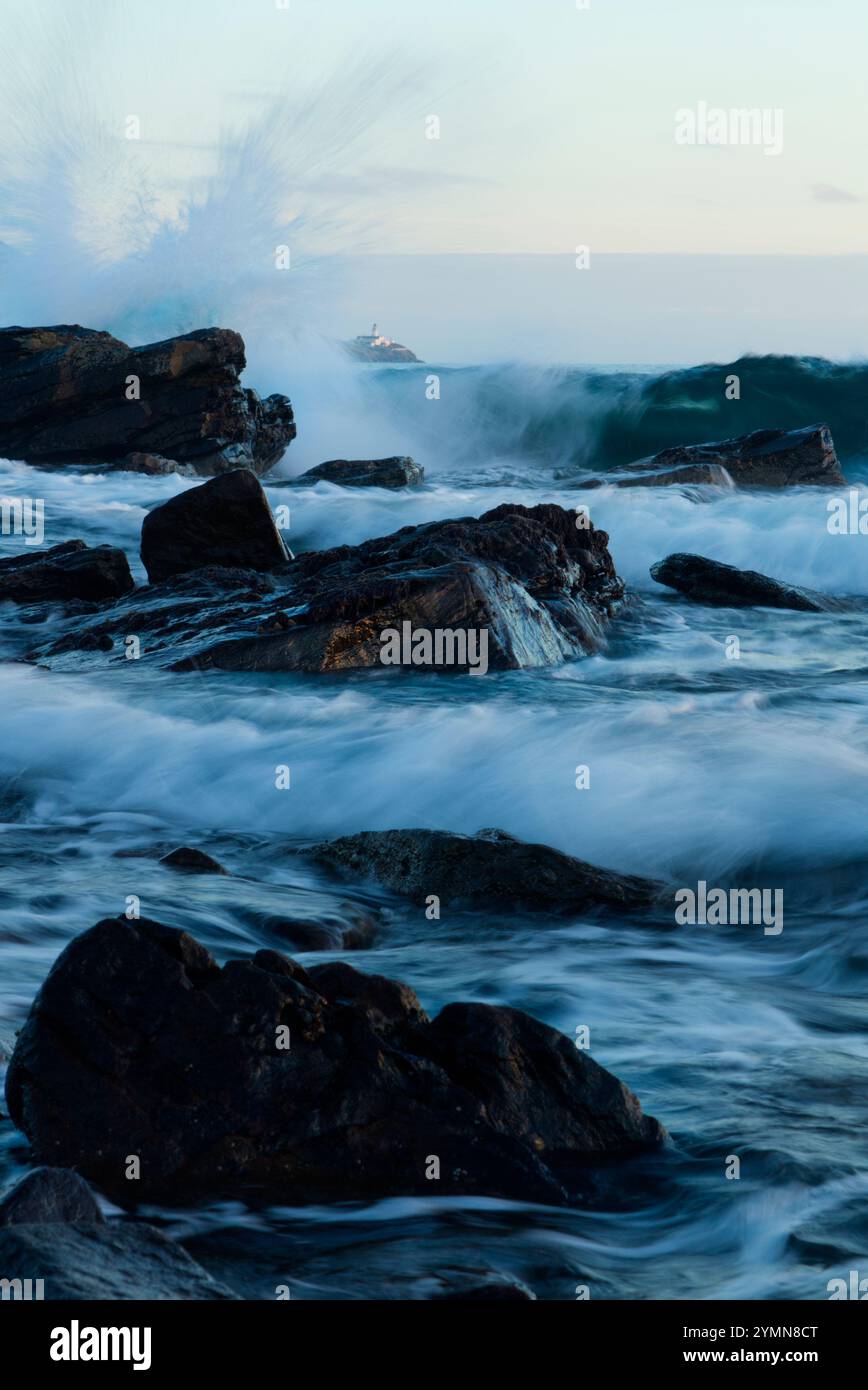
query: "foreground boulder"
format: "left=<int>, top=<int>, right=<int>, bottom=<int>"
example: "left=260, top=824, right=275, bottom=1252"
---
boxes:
left=623, top=424, right=844, bottom=488
left=651, top=553, right=832, bottom=612
left=0, top=325, right=295, bottom=475
left=30, top=501, right=626, bottom=673
left=0, top=1168, right=103, bottom=1226
left=6, top=918, right=665, bottom=1203
left=0, top=1222, right=238, bottom=1299
left=0, top=540, right=133, bottom=603
left=141, top=470, right=290, bottom=582
left=295, top=456, right=424, bottom=489
left=304, top=827, right=662, bottom=911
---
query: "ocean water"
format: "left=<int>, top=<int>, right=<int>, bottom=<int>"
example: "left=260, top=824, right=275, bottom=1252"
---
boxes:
left=1, top=359, right=867, bottom=1299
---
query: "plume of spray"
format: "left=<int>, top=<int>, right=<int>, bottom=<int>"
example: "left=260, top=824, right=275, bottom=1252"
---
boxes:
left=0, top=2, right=440, bottom=464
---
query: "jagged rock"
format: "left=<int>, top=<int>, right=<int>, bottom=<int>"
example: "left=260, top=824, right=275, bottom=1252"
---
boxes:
left=304, top=827, right=662, bottom=911
left=651, top=553, right=832, bottom=611
left=0, top=540, right=134, bottom=603
left=0, top=325, right=295, bottom=475
left=159, top=847, right=227, bottom=875
left=296, top=457, right=424, bottom=489
left=29, top=502, right=625, bottom=673
left=0, top=1168, right=103, bottom=1226
left=0, top=1222, right=239, bottom=1299
left=624, top=424, right=844, bottom=488
left=5, top=918, right=665, bottom=1204
left=140, top=470, right=290, bottom=583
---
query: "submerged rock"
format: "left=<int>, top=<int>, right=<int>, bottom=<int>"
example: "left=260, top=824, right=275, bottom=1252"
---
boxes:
left=6, top=918, right=665, bottom=1204
left=0, top=1167, right=103, bottom=1226
left=30, top=500, right=626, bottom=674
left=0, top=1222, right=238, bottom=1299
left=304, top=827, right=663, bottom=911
left=651, top=553, right=832, bottom=611
left=141, top=469, right=291, bottom=583
left=0, top=324, right=295, bottom=475
left=624, top=424, right=844, bottom=488
left=599, top=462, right=733, bottom=489
left=295, top=456, right=424, bottom=489
left=159, top=846, right=227, bottom=875
left=0, top=540, right=134, bottom=603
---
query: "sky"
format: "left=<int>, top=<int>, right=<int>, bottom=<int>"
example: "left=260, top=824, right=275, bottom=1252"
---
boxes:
left=0, top=0, right=867, bottom=363
left=0, top=0, right=866, bottom=256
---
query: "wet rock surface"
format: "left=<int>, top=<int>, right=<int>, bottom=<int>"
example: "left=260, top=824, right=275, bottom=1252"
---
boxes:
left=623, top=424, right=844, bottom=488
left=159, top=846, right=228, bottom=874
left=304, top=827, right=664, bottom=912
left=651, top=553, right=834, bottom=611
left=295, top=456, right=424, bottom=489
left=0, top=1222, right=239, bottom=1299
left=5, top=917, right=665, bottom=1205
left=0, top=1167, right=103, bottom=1226
left=0, top=325, right=295, bottom=475
left=29, top=500, right=626, bottom=674
left=0, top=540, right=134, bottom=604
left=140, top=470, right=290, bottom=583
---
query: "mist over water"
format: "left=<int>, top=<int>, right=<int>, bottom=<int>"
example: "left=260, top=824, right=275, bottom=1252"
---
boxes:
left=1, top=13, right=867, bottom=1302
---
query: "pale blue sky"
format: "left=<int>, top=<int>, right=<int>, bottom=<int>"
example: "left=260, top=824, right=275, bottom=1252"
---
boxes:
left=1, top=0, right=866, bottom=255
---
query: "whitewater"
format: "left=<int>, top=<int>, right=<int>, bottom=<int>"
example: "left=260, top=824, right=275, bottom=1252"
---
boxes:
left=1, top=18, right=867, bottom=1299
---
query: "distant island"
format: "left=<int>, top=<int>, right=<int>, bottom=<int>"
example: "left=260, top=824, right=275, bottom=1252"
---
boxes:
left=344, top=324, right=421, bottom=363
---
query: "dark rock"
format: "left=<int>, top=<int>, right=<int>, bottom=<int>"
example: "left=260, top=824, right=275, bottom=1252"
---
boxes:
left=262, top=911, right=375, bottom=951
left=0, top=540, right=134, bottom=604
left=607, top=463, right=733, bottom=488
left=0, top=1222, right=239, bottom=1299
left=624, top=424, right=844, bottom=488
left=119, top=452, right=185, bottom=476
left=304, top=827, right=663, bottom=912
left=140, top=470, right=290, bottom=583
left=159, top=847, right=227, bottom=875
left=0, top=324, right=295, bottom=475
left=434, top=1276, right=536, bottom=1301
left=5, top=918, right=665, bottom=1203
left=297, top=456, right=424, bottom=489
left=0, top=1167, right=103, bottom=1226
left=29, top=503, right=625, bottom=674
left=650, top=553, right=832, bottom=611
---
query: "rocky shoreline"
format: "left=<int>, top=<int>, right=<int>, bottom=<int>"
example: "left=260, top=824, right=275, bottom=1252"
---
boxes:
left=0, top=319, right=858, bottom=1299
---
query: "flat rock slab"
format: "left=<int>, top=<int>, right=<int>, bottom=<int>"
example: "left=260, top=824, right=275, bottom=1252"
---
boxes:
left=296, top=456, right=424, bottom=489
left=625, top=424, right=844, bottom=488
left=0, top=1222, right=238, bottom=1299
left=141, top=469, right=290, bottom=582
left=0, top=324, right=295, bottom=475
left=6, top=917, right=665, bottom=1205
left=651, top=552, right=833, bottom=611
left=0, top=540, right=133, bottom=603
left=304, top=827, right=663, bottom=911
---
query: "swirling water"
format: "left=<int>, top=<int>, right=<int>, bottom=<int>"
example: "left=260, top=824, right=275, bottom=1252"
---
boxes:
left=1, top=361, right=867, bottom=1300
